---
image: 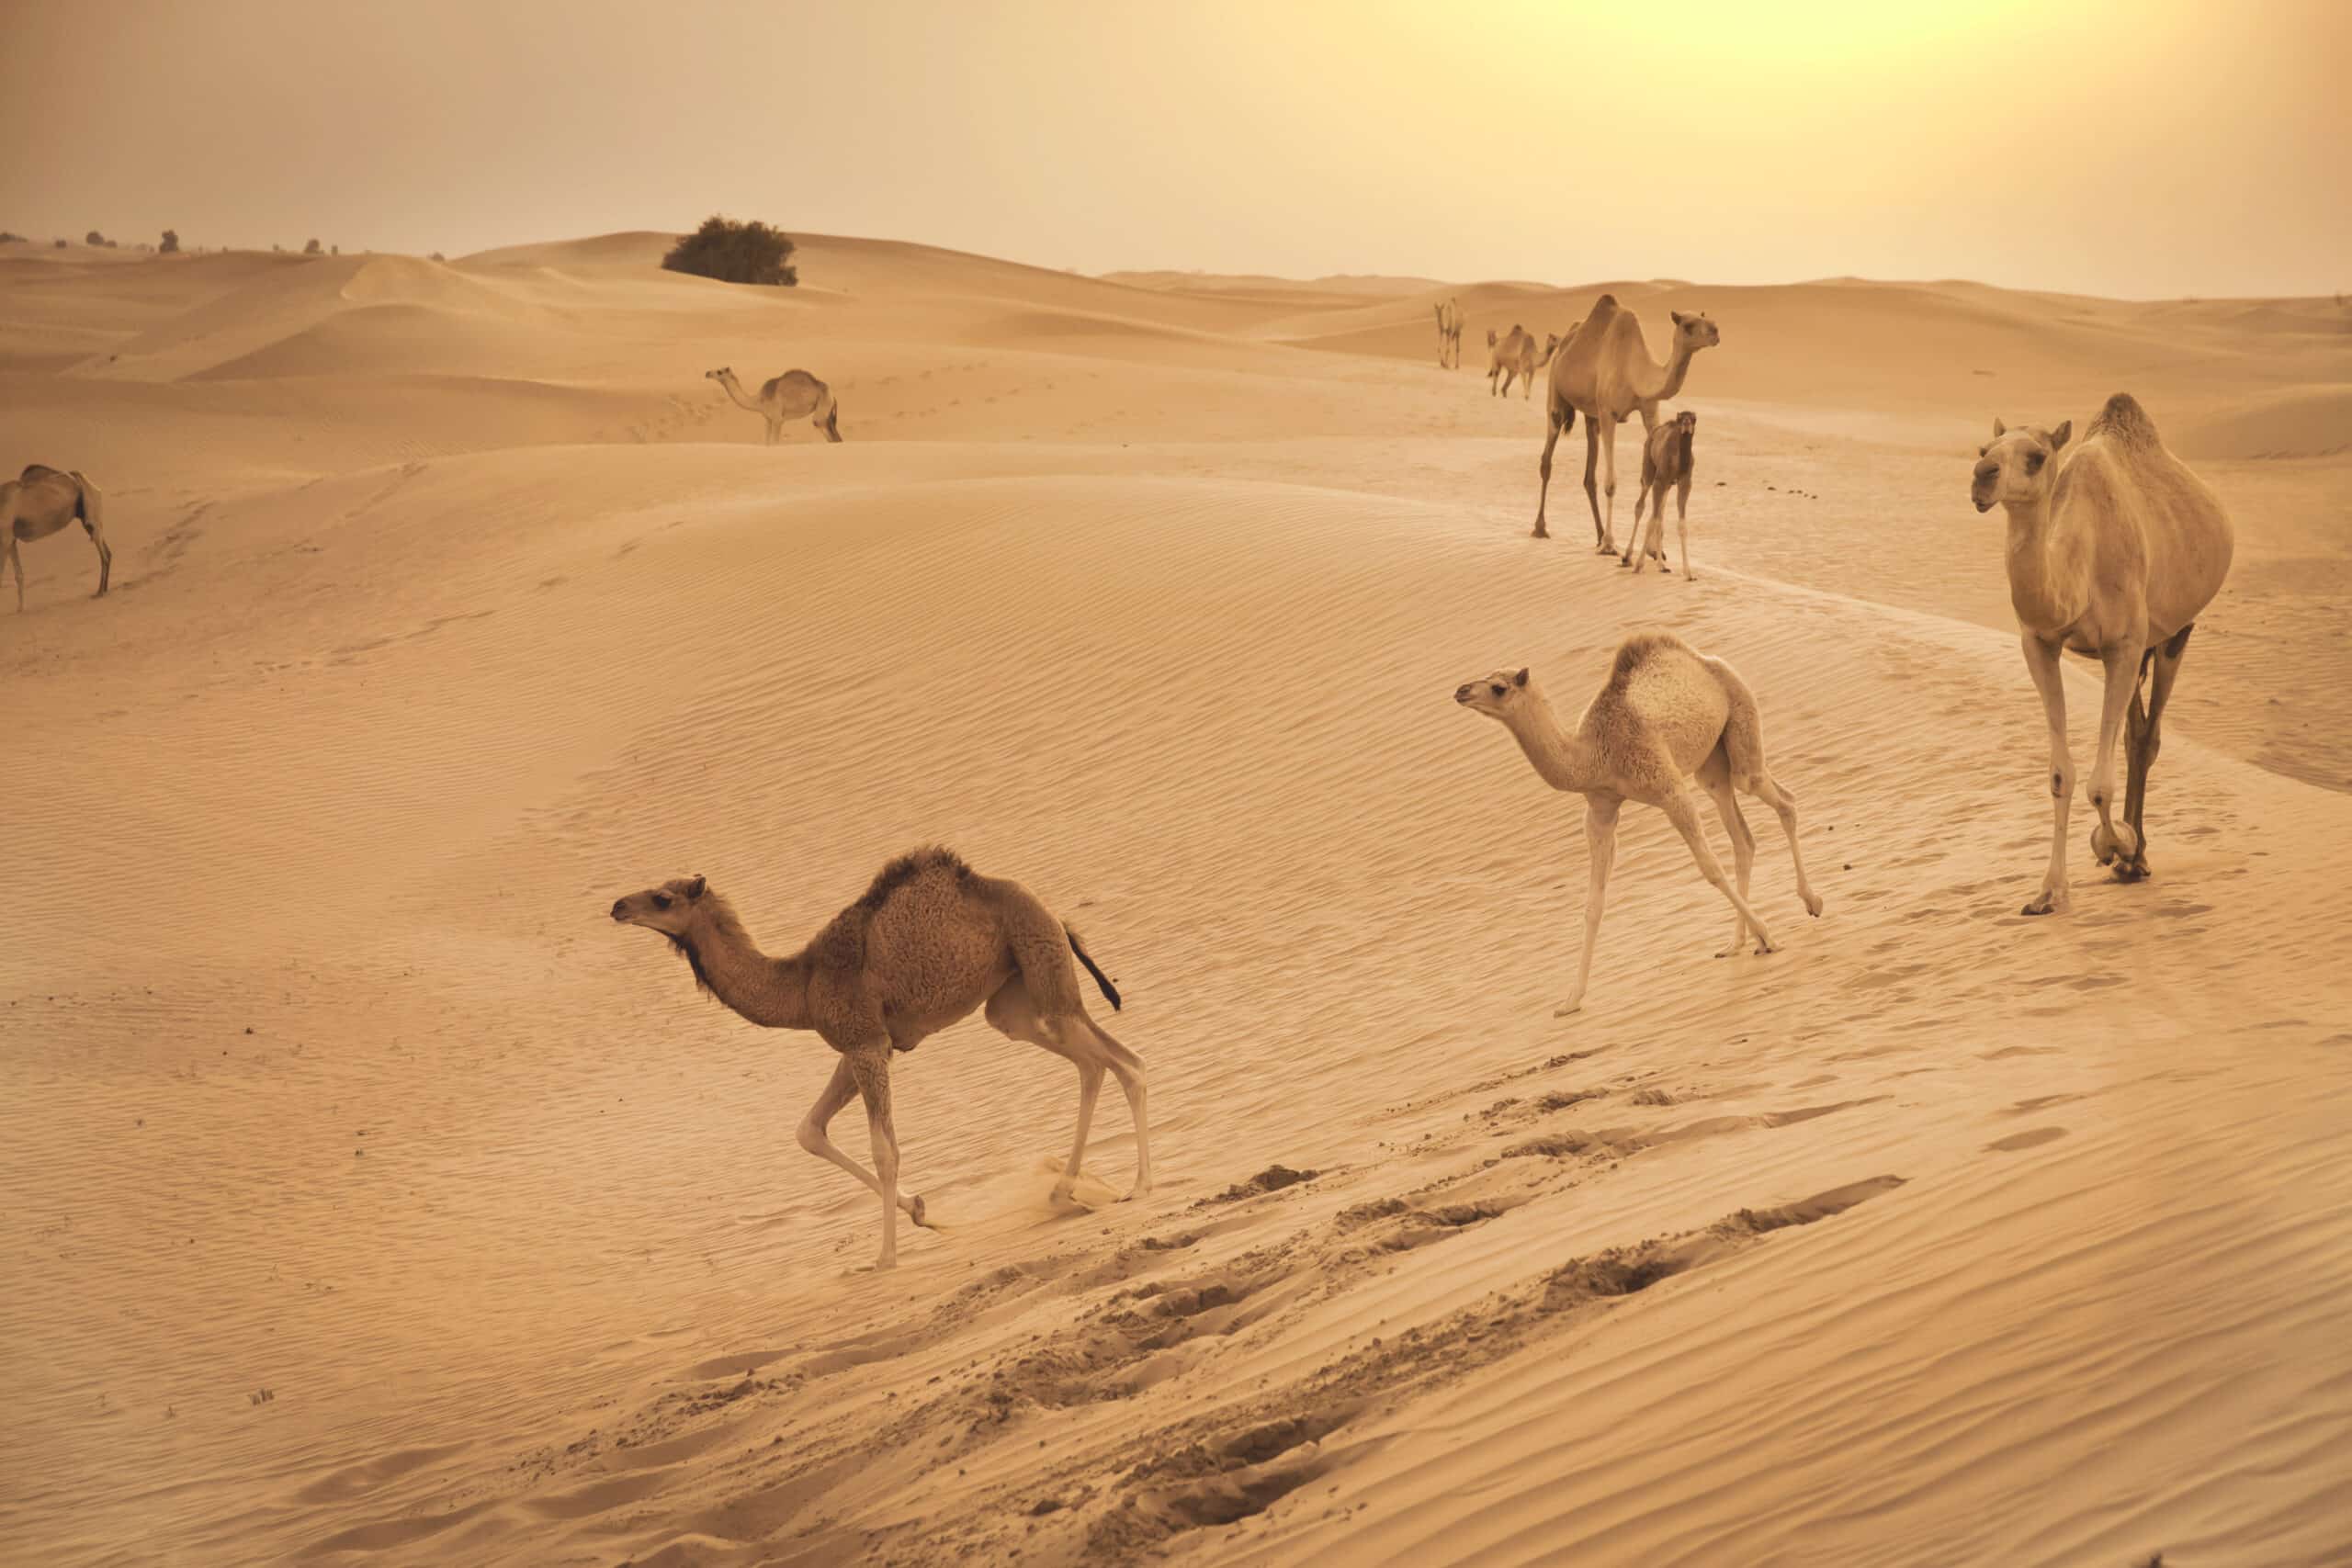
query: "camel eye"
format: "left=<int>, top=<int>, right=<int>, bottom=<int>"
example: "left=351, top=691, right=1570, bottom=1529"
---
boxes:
left=2025, top=452, right=2044, bottom=474
left=651, top=893, right=672, bottom=910
left=1489, top=683, right=1505, bottom=697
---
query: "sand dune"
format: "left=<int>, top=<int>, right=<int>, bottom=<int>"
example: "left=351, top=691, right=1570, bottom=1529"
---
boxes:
left=3, top=232, right=2348, bottom=1566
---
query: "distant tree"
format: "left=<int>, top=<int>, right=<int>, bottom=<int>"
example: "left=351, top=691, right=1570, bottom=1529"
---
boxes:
left=330, top=243, right=339, bottom=255
left=160, top=229, right=180, bottom=254
left=104, top=239, right=118, bottom=248
left=429, top=251, right=446, bottom=262
left=55, top=237, right=69, bottom=248
left=0, top=231, right=22, bottom=243
left=85, top=229, right=107, bottom=246
left=304, top=238, right=322, bottom=255
left=662, top=216, right=797, bottom=287
left=273, top=243, right=285, bottom=253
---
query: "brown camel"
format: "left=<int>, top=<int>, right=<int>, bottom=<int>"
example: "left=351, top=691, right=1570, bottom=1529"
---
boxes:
left=610, top=848, right=1149, bottom=1270
left=1624, top=409, right=1699, bottom=579
left=1532, top=298, right=1718, bottom=546
left=1971, top=395, right=2233, bottom=911
left=3, top=464, right=110, bottom=610
left=706, top=366, right=843, bottom=444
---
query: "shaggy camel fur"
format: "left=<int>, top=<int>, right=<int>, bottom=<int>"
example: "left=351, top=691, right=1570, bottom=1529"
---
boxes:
left=1624, top=410, right=1698, bottom=579
left=611, top=849, right=1148, bottom=1270
left=1972, top=395, right=2233, bottom=911
left=706, top=365, right=843, bottom=445
left=3, top=464, right=109, bottom=611
left=1533, top=298, right=1718, bottom=546
left=1433, top=298, right=1464, bottom=368
left=1454, top=635, right=1821, bottom=1016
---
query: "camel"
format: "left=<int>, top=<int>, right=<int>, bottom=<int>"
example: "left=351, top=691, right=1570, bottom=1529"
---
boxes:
left=706, top=366, right=842, bottom=445
left=3, top=464, right=109, bottom=611
left=1453, top=633, right=1821, bottom=1016
left=1532, top=297, right=1719, bottom=547
left=610, top=848, right=1148, bottom=1270
left=1497, top=331, right=1562, bottom=400
left=1486, top=325, right=1521, bottom=395
left=1970, top=395, right=2233, bottom=913
left=1433, top=298, right=1464, bottom=368
left=1623, top=410, right=1699, bottom=579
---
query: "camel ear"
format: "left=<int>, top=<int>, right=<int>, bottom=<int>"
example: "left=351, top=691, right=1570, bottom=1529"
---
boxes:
left=685, top=875, right=706, bottom=900
left=1992, top=417, right=2006, bottom=438
left=1670, top=310, right=1688, bottom=326
left=1513, top=668, right=1529, bottom=688
left=2048, top=420, right=2071, bottom=450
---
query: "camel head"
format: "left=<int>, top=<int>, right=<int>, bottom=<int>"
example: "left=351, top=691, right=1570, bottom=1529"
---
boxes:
left=1668, top=310, right=1721, bottom=357
left=1542, top=333, right=1563, bottom=364
left=1673, top=410, right=1698, bottom=434
left=610, top=874, right=711, bottom=938
left=703, top=367, right=737, bottom=387
left=1972, top=416, right=2072, bottom=513
left=1453, top=666, right=1533, bottom=723
left=1487, top=328, right=1498, bottom=346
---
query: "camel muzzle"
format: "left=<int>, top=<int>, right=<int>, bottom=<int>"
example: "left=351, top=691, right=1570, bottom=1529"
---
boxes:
left=1454, top=684, right=1475, bottom=704
left=610, top=899, right=630, bottom=921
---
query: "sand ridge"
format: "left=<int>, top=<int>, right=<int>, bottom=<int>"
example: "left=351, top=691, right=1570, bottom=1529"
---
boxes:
left=2, top=231, right=2348, bottom=1565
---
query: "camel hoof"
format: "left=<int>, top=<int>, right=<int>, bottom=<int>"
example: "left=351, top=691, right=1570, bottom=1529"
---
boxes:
left=1593, top=544, right=1617, bottom=556
left=1553, top=998, right=1586, bottom=1018
left=2020, top=888, right=2069, bottom=917
left=1532, top=525, right=1549, bottom=539
left=2112, top=859, right=2151, bottom=884
left=1803, top=893, right=1824, bottom=918
left=1752, top=938, right=1777, bottom=956
left=908, top=1193, right=929, bottom=1227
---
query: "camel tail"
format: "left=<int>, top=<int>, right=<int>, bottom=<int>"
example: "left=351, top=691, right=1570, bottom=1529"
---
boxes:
left=1065, top=926, right=1122, bottom=1012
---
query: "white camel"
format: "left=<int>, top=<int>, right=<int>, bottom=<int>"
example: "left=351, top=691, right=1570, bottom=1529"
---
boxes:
left=1454, top=634, right=1821, bottom=1016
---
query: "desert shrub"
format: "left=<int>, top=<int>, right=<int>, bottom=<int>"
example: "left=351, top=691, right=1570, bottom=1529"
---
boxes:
left=160, top=229, right=180, bottom=254
left=54, top=237, right=68, bottom=248
left=331, top=244, right=339, bottom=255
left=0, top=231, right=21, bottom=243
left=430, top=251, right=445, bottom=262
left=303, top=238, right=322, bottom=255
left=662, top=216, right=797, bottom=287
left=85, top=229, right=106, bottom=246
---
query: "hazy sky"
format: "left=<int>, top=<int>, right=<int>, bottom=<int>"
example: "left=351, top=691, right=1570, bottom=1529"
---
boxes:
left=6, top=0, right=2345, bottom=298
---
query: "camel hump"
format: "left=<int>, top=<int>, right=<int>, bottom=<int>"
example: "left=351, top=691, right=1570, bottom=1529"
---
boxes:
left=2089, top=393, right=2160, bottom=447
left=20, top=463, right=68, bottom=484
left=854, top=846, right=974, bottom=915
left=1604, top=630, right=1689, bottom=694
left=1589, top=293, right=1620, bottom=316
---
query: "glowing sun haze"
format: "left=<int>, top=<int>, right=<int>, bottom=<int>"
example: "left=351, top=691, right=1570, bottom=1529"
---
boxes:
left=4, top=0, right=2344, bottom=297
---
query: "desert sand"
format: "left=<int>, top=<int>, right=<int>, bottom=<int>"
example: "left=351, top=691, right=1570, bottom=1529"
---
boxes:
left=3, top=231, right=2348, bottom=1566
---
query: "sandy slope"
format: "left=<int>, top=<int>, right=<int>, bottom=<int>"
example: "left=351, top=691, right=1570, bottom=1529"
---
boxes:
left=2, top=232, right=2348, bottom=1567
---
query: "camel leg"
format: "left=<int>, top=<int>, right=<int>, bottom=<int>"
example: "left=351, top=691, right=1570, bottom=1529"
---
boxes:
left=845, top=1048, right=902, bottom=1269
left=1533, top=409, right=1564, bottom=539
left=1740, top=773, right=1823, bottom=917
left=1662, top=788, right=1776, bottom=953
left=796, top=1056, right=928, bottom=1226
left=2120, top=624, right=2192, bottom=881
left=85, top=519, right=111, bottom=597
left=2086, top=641, right=2143, bottom=870
left=1674, top=479, right=1692, bottom=581
left=1698, top=752, right=1757, bottom=956
left=1623, top=484, right=1646, bottom=569
left=1555, top=797, right=1620, bottom=1017
left=987, top=981, right=1152, bottom=1201
left=2018, top=632, right=2075, bottom=915
left=4, top=536, right=18, bottom=613
left=1596, top=417, right=1622, bottom=558
left=1581, top=420, right=1606, bottom=552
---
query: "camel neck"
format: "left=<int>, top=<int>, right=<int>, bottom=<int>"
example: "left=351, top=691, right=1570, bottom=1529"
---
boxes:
left=717, top=378, right=762, bottom=412
left=2001, top=494, right=2084, bottom=630
left=1505, top=696, right=1596, bottom=794
left=682, top=925, right=811, bottom=1031
left=1647, top=342, right=1693, bottom=404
